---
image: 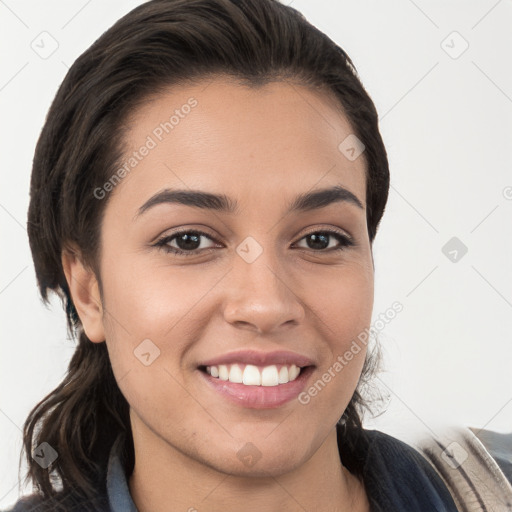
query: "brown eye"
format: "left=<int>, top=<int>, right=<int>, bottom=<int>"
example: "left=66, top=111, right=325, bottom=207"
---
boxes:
left=154, top=230, right=218, bottom=257
left=294, top=230, right=354, bottom=252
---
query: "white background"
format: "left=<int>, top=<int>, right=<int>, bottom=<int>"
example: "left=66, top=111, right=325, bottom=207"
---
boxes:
left=1, top=0, right=511, bottom=508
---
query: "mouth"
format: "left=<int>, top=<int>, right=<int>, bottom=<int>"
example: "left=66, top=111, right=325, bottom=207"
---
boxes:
left=198, top=362, right=305, bottom=386
left=197, top=362, right=315, bottom=409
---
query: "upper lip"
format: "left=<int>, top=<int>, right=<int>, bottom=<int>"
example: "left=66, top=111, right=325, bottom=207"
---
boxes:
left=199, top=350, right=315, bottom=368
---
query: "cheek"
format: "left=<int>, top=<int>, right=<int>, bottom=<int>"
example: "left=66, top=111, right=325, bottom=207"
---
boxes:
left=99, top=256, right=228, bottom=380
left=101, top=255, right=208, bottom=335
left=303, top=261, right=373, bottom=401
left=99, top=261, right=197, bottom=428
left=306, top=258, right=374, bottom=340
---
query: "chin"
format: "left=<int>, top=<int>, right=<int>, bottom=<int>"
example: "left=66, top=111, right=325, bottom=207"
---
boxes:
left=198, top=435, right=310, bottom=478
left=212, top=450, right=305, bottom=478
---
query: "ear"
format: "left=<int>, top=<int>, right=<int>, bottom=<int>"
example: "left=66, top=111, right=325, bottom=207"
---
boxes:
left=61, top=247, right=105, bottom=343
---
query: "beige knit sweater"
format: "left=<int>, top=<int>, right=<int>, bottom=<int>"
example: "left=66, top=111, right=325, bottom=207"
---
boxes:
left=412, top=427, right=512, bottom=511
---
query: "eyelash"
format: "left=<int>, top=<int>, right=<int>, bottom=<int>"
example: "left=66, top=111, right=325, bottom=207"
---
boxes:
left=153, top=228, right=355, bottom=257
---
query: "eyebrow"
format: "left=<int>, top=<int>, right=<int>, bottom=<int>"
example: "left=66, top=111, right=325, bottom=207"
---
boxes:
left=135, top=185, right=363, bottom=219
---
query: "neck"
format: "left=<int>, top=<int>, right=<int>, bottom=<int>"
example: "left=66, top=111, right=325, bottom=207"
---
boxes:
left=127, top=418, right=369, bottom=512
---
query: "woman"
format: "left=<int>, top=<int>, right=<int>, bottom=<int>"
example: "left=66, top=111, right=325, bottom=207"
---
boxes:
left=4, top=0, right=511, bottom=511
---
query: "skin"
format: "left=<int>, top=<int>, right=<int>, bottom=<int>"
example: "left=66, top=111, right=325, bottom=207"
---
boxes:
left=62, top=77, right=374, bottom=512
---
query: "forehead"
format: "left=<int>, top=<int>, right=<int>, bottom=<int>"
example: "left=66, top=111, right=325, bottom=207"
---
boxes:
left=108, top=77, right=367, bottom=214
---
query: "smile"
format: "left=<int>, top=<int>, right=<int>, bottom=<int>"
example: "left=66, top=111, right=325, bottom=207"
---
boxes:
left=204, top=363, right=302, bottom=386
left=198, top=364, right=315, bottom=409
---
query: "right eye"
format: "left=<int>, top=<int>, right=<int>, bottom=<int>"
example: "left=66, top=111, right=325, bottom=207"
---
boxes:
left=153, top=229, right=221, bottom=257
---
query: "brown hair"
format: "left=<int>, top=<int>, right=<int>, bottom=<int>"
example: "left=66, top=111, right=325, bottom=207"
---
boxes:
left=23, top=0, right=389, bottom=508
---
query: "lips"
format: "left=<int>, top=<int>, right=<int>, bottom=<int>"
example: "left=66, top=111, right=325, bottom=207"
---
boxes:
left=198, top=349, right=315, bottom=368
left=197, top=349, right=316, bottom=408
left=199, top=364, right=315, bottom=409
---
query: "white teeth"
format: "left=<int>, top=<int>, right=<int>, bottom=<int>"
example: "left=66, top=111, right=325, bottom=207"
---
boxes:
left=289, top=364, right=300, bottom=381
left=205, top=363, right=303, bottom=386
left=261, top=365, right=279, bottom=386
left=218, top=364, right=229, bottom=381
left=242, top=364, right=261, bottom=386
left=228, top=364, right=243, bottom=383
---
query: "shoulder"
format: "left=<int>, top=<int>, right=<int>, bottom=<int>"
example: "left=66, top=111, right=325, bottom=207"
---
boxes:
left=363, top=428, right=449, bottom=478
left=1, top=494, right=44, bottom=512
left=2, top=491, right=111, bottom=512
left=407, top=426, right=512, bottom=511
left=470, top=428, right=512, bottom=485
left=364, top=429, right=459, bottom=507
left=339, top=428, right=459, bottom=511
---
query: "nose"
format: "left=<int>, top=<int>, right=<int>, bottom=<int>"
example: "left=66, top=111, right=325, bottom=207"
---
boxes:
left=222, top=249, right=306, bottom=335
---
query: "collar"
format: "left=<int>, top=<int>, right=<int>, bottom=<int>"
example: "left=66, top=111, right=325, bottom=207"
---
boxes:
left=106, top=433, right=138, bottom=512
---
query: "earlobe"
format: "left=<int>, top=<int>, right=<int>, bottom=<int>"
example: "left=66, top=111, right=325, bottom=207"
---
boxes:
left=61, top=247, right=105, bottom=343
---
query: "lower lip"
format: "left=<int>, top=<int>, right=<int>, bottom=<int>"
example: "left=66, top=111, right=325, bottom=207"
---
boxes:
left=198, top=366, right=315, bottom=409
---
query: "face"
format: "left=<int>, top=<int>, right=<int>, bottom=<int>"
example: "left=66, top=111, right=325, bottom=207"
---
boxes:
left=82, top=77, right=374, bottom=476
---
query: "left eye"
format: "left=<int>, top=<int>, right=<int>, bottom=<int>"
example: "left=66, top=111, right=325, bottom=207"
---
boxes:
left=294, top=231, right=354, bottom=252
left=154, top=229, right=354, bottom=257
